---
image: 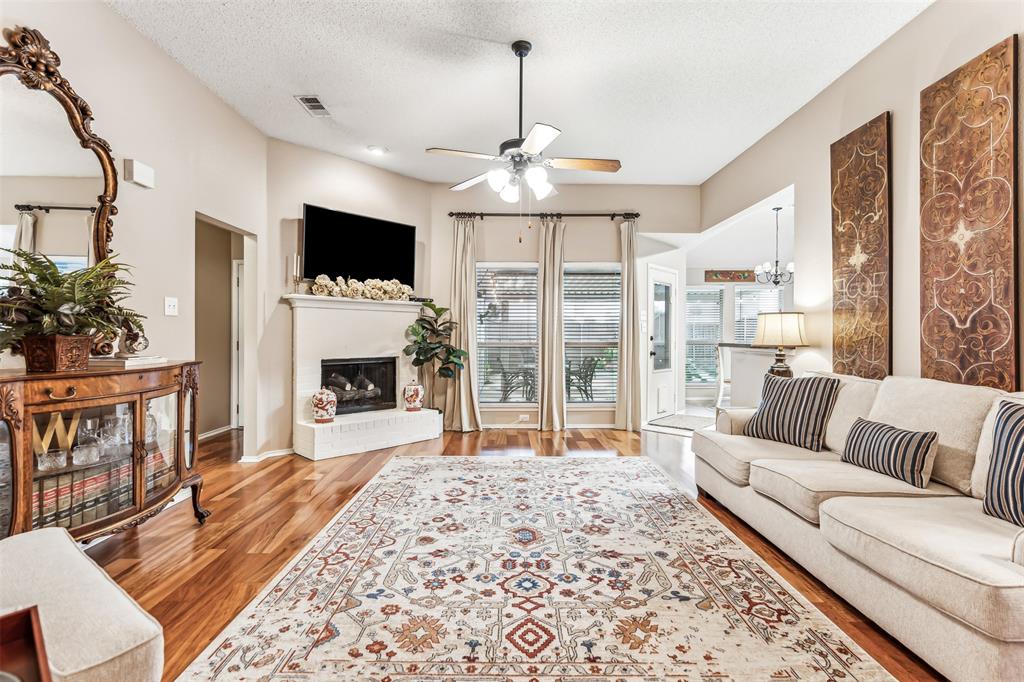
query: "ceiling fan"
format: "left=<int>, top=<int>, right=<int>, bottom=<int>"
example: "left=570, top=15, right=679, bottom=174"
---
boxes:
left=426, top=40, right=622, bottom=202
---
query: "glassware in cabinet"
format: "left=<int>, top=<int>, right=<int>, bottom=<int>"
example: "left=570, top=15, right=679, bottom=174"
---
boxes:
left=30, top=401, right=136, bottom=531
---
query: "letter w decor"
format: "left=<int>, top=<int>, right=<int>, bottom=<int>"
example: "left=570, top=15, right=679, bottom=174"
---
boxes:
left=920, top=36, right=1018, bottom=391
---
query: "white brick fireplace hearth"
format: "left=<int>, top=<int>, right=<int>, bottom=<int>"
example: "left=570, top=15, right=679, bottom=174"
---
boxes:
left=284, top=294, right=441, bottom=460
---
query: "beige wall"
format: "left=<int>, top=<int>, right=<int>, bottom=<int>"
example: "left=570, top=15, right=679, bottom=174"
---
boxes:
left=195, top=219, right=233, bottom=434
left=428, top=183, right=700, bottom=304
left=700, top=0, right=1024, bottom=378
left=1, top=1, right=267, bottom=364
left=262, top=139, right=433, bottom=452
left=0, top=177, right=99, bottom=257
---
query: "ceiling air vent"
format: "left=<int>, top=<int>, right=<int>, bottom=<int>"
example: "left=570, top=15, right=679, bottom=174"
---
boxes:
left=294, top=95, right=331, bottom=118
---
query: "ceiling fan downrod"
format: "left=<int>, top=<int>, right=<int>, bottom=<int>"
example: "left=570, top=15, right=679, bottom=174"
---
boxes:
left=512, top=40, right=532, bottom=142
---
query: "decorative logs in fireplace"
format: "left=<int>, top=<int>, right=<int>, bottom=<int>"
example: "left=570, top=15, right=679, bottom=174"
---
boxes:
left=326, top=373, right=382, bottom=403
left=320, top=357, right=397, bottom=415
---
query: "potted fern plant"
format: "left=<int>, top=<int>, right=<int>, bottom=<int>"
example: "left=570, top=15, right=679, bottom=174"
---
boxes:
left=403, top=302, right=468, bottom=409
left=0, top=250, right=145, bottom=372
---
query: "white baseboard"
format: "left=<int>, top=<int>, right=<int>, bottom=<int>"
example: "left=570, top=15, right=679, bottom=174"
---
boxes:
left=239, top=448, right=293, bottom=463
left=199, top=425, right=236, bottom=441
left=482, top=423, right=539, bottom=429
left=481, top=424, right=617, bottom=430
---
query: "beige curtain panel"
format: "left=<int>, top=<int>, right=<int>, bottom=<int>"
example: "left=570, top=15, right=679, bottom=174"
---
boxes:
left=14, top=211, right=36, bottom=253
left=442, top=217, right=483, bottom=431
left=538, top=219, right=567, bottom=431
left=615, top=219, right=642, bottom=431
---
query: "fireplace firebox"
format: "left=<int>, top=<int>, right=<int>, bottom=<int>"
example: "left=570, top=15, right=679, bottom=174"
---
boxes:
left=321, top=357, right=397, bottom=415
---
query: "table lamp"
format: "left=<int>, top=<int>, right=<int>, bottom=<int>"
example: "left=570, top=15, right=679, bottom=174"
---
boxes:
left=751, top=312, right=808, bottom=378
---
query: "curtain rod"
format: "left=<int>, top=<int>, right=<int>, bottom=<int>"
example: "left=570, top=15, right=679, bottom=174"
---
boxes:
left=448, top=211, right=639, bottom=221
left=15, top=203, right=96, bottom=214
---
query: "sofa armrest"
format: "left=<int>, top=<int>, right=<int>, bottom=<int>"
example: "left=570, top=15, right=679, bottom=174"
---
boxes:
left=1014, top=529, right=1024, bottom=568
left=716, top=408, right=757, bottom=435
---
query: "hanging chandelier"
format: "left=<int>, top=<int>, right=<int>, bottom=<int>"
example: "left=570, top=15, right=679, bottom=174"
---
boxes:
left=754, top=206, right=794, bottom=287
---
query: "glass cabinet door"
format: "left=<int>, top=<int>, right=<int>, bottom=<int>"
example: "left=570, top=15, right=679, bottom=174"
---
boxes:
left=143, top=391, right=179, bottom=498
left=30, top=401, right=136, bottom=531
left=183, top=388, right=195, bottom=471
left=0, top=421, right=12, bottom=539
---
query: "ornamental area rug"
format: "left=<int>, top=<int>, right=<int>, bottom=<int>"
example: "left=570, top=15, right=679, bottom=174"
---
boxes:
left=180, top=457, right=893, bottom=681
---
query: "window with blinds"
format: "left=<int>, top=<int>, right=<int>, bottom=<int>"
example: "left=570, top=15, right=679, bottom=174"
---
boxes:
left=735, top=286, right=784, bottom=344
left=564, top=267, right=621, bottom=403
left=685, top=288, right=723, bottom=384
left=476, top=265, right=539, bottom=403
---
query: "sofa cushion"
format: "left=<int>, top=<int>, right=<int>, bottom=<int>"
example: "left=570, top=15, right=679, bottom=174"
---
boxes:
left=974, top=393, right=1024, bottom=499
left=749, top=459, right=958, bottom=524
left=0, top=527, right=163, bottom=682
left=692, top=429, right=838, bottom=486
left=820, top=496, right=1024, bottom=641
left=743, top=374, right=841, bottom=451
left=841, top=417, right=938, bottom=487
left=868, top=376, right=1002, bottom=494
left=808, top=370, right=881, bottom=454
left=983, top=401, right=1024, bottom=527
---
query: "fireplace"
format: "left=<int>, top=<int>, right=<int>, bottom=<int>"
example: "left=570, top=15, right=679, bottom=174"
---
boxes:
left=321, top=357, right=397, bottom=415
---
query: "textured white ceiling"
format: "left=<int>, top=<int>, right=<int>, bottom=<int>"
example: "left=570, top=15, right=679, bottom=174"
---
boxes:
left=108, top=0, right=931, bottom=185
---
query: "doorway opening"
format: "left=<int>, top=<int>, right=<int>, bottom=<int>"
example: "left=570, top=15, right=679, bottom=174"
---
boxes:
left=679, top=186, right=795, bottom=423
left=195, top=213, right=255, bottom=457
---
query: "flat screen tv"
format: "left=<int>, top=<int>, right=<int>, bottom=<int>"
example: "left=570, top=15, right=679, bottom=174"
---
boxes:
left=301, top=203, right=416, bottom=287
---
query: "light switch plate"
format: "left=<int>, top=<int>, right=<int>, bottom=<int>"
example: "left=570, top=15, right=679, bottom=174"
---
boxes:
left=164, top=296, right=178, bottom=316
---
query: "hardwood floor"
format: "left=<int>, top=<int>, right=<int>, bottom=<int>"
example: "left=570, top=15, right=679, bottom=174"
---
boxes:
left=86, top=428, right=941, bottom=681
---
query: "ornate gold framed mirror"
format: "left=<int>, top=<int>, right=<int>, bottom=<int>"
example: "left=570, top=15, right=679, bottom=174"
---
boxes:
left=0, top=26, right=117, bottom=262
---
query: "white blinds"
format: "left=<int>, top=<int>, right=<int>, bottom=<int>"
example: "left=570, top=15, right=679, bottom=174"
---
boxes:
left=685, top=288, right=723, bottom=384
left=564, top=269, right=621, bottom=403
left=735, top=286, right=783, bottom=344
left=476, top=265, right=538, bottom=403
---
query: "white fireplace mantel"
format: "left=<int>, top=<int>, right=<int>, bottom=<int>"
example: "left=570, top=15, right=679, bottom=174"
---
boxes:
left=284, top=293, right=440, bottom=460
left=282, top=293, right=424, bottom=313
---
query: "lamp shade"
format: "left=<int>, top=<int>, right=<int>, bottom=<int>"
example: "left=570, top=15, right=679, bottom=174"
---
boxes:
left=752, top=312, right=808, bottom=348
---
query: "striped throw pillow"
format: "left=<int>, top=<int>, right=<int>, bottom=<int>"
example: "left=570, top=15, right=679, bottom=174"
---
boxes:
left=841, top=418, right=938, bottom=488
left=742, top=374, right=841, bottom=451
left=983, top=401, right=1024, bottom=527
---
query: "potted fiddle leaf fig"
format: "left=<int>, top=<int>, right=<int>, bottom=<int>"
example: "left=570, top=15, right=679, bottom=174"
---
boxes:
left=403, top=302, right=468, bottom=408
left=0, top=249, right=146, bottom=372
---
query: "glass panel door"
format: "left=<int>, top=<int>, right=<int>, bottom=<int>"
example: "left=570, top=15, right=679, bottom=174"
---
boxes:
left=652, top=282, right=672, bottom=371
left=30, top=401, right=136, bottom=530
left=144, top=391, right=178, bottom=497
left=183, top=389, right=195, bottom=470
left=0, top=421, right=12, bottom=538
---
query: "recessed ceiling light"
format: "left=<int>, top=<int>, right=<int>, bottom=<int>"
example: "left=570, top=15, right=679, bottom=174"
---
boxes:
left=367, top=145, right=388, bottom=156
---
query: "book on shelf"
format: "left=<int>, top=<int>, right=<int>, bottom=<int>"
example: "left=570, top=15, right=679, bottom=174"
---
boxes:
left=90, top=356, right=168, bottom=369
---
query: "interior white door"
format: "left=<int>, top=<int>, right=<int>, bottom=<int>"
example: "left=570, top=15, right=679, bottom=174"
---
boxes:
left=646, top=264, right=678, bottom=421
left=230, top=259, right=244, bottom=428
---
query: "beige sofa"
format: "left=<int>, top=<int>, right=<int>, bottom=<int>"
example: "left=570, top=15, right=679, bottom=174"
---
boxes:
left=0, top=527, right=163, bottom=682
left=693, top=371, right=1024, bottom=681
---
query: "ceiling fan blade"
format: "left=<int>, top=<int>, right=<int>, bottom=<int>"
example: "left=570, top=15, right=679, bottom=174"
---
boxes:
left=547, top=157, right=622, bottom=172
left=426, top=147, right=498, bottom=161
left=449, top=172, right=489, bottom=191
left=520, top=123, right=561, bottom=155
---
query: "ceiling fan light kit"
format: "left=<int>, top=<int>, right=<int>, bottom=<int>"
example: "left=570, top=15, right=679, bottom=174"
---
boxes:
left=427, top=39, right=622, bottom=201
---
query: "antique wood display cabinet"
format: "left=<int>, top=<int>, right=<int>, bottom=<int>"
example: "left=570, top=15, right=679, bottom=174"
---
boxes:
left=0, top=362, right=209, bottom=541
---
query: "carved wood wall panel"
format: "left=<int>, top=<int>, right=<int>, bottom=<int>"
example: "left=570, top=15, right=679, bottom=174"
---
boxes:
left=831, top=112, right=892, bottom=380
left=920, top=36, right=1018, bottom=391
